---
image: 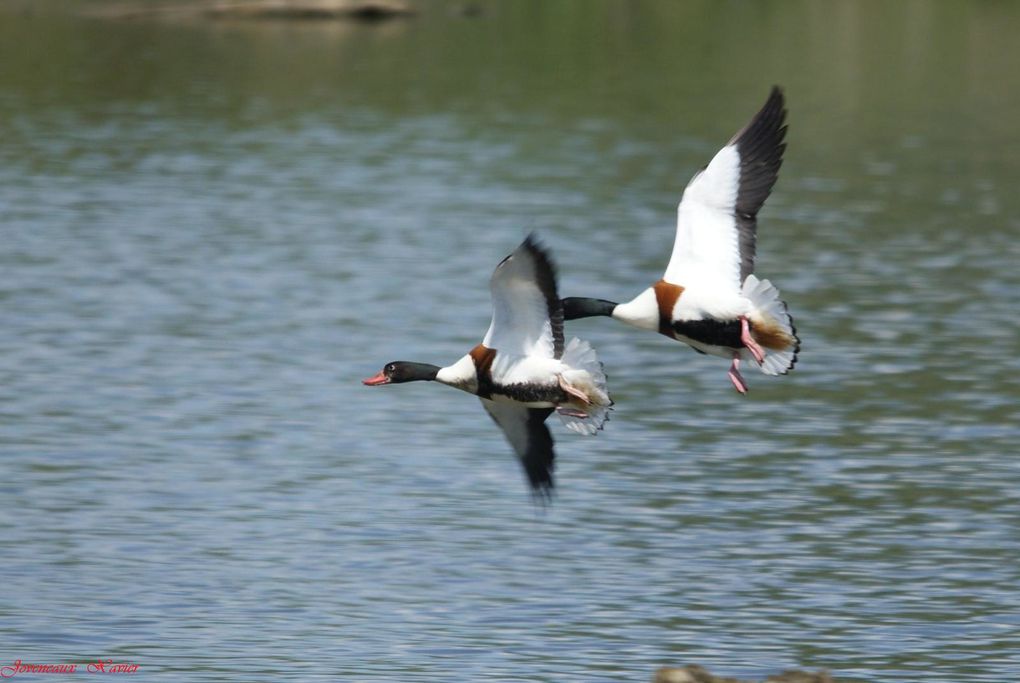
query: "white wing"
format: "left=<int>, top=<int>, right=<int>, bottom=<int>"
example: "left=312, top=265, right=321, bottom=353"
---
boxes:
left=481, top=234, right=564, bottom=359
left=663, top=87, right=786, bottom=293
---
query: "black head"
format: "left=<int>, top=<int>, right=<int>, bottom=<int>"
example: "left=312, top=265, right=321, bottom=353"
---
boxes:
left=362, top=361, right=440, bottom=386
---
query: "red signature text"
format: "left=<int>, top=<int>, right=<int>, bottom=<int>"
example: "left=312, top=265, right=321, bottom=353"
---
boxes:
left=1, top=660, right=139, bottom=677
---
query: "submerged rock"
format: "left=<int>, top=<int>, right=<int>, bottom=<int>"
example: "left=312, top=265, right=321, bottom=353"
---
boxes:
left=654, top=664, right=744, bottom=683
left=653, top=665, right=838, bottom=683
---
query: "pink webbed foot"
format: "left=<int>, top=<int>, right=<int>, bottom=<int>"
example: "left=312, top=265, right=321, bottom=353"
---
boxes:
left=728, top=355, right=749, bottom=395
left=739, top=315, right=765, bottom=365
left=556, top=407, right=590, bottom=419
left=558, top=375, right=591, bottom=405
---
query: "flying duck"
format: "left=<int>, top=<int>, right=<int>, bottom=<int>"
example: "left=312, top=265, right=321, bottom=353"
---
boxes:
left=562, top=86, right=800, bottom=394
left=363, top=235, right=612, bottom=498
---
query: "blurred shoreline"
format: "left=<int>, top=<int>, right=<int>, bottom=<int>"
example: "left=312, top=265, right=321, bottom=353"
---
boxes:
left=85, top=0, right=415, bottom=21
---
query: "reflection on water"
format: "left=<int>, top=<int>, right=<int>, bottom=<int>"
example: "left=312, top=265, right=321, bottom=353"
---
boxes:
left=1, top=2, right=1019, bottom=681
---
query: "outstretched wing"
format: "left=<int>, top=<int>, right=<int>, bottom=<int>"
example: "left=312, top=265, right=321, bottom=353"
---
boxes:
left=481, top=234, right=564, bottom=359
left=482, top=400, right=555, bottom=498
left=663, top=86, right=787, bottom=292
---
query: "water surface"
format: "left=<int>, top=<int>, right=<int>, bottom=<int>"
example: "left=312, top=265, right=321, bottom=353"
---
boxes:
left=1, top=2, right=1019, bottom=681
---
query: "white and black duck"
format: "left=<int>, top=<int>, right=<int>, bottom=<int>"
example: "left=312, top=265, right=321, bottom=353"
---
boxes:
left=562, top=86, right=800, bottom=394
left=363, top=235, right=612, bottom=498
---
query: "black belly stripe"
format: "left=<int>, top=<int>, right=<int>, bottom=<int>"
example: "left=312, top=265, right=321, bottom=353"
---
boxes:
left=477, top=375, right=495, bottom=400
left=671, top=318, right=744, bottom=348
left=493, top=382, right=567, bottom=404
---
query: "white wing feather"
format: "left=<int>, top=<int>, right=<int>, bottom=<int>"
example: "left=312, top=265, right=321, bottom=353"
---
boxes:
left=481, top=240, right=559, bottom=359
left=663, top=144, right=744, bottom=293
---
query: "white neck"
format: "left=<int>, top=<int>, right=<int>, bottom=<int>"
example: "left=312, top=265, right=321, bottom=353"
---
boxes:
left=435, top=354, right=479, bottom=394
left=611, top=287, right=659, bottom=332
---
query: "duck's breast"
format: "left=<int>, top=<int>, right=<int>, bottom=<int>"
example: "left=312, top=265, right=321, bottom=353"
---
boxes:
left=670, top=278, right=752, bottom=323
left=489, top=354, right=564, bottom=407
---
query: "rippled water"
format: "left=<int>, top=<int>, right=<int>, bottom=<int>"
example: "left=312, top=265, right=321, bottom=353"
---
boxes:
left=2, top=2, right=1019, bottom=681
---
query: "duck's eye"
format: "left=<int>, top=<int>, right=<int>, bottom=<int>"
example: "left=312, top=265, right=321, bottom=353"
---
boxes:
left=385, top=363, right=397, bottom=373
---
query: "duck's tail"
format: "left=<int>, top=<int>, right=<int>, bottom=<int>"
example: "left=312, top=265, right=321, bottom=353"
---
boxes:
left=557, top=337, right=613, bottom=435
left=742, top=274, right=800, bottom=376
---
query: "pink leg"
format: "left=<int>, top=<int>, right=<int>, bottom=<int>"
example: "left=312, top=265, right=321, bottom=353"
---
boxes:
left=556, top=406, right=590, bottom=419
left=728, top=355, right=748, bottom=395
left=740, top=315, right=765, bottom=365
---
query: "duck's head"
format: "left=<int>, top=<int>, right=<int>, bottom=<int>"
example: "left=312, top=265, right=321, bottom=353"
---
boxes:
left=362, top=361, right=440, bottom=386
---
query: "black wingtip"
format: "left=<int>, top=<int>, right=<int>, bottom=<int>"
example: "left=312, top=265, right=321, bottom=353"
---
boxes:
left=522, top=406, right=556, bottom=503
left=731, top=86, right=789, bottom=282
left=526, top=464, right=555, bottom=506
left=515, top=232, right=565, bottom=358
left=528, top=480, right=555, bottom=507
left=496, top=232, right=548, bottom=268
left=520, top=232, right=555, bottom=270
left=731, top=86, right=787, bottom=148
left=757, top=86, right=786, bottom=127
